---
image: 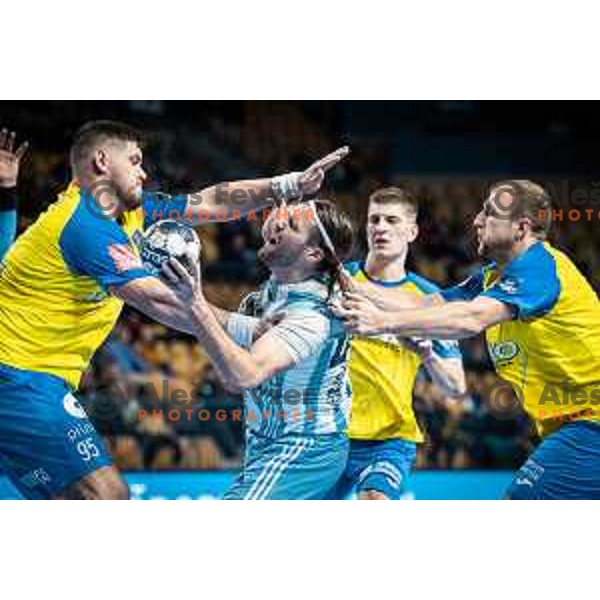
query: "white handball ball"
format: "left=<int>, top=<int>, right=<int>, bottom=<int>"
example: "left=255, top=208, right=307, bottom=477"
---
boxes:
left=140, top=220, right=201, bottom=277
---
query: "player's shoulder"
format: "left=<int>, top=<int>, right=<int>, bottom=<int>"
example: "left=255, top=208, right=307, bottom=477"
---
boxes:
left=500, top=241, right=560, bottom=290
left=60, top=193, right=130, bottom=251
left=141, top=191, right=188, bottom=229
left=528, top=242, right=599, bottom=303
left=511, top=241, right=556, bottom=273
left=286, top=288, right=329, bottom=316
left=539, top=242, right=580, bottom=280
left=482, top=242, right=562, bottom=319
left=404, top=272, right=443, bottom=295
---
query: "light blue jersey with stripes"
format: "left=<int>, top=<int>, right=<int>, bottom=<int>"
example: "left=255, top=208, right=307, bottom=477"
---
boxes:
left=226, top=276, right=352, bottom=439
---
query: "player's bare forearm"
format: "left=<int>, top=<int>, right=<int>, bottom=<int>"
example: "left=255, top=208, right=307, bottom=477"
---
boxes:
left=183, top=146, right=350, bottom=225
left=383, top=299, right=511, bottom=339
left=382, top=306, right=485, bottom=339
left=186, top=178, right=274, bottom=223
left=208, top=303, right=233, bottom=328
left=334, top=293, right=512, bottom=339
left=159, top=257, right=296, bottom=389
left=360, top=284, right=444, bottom=311
left=423, top=356, right=466, bottom=397
left=112, top=278, right=198, bottom=334
left=113, top=277, right=233, bottom=333
left=188, top=300, right=270, bottom=390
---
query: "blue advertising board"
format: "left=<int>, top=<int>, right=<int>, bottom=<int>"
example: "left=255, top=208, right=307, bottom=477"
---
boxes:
left=0, top=471, right=513, bottom=500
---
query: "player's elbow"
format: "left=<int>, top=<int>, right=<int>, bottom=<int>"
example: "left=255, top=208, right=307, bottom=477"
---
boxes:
left=233, top=375, right=260, bottom=390
left=446, top=371, right=467, bottom=397
left=226, top=368, right=269, bottom=391
left=436, top=361, right=467, bottom=398
left=454, top=378, right=467, bottom=397
left=112, top=278, right=163, bottom=310
left=221, top=380, right=245, bottom=394
left=223, top=352, right=289, bottom=391
left=244, top=371, right=271, bottom=390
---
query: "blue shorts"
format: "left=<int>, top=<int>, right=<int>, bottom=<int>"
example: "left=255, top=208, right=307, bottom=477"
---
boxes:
left=506, top=421, right=600, bottom=500
left=223, top=433, right=349, bottom=500
left=0, top=363, right=113, bottom=499
left=328, top=438, right=417, bottom=500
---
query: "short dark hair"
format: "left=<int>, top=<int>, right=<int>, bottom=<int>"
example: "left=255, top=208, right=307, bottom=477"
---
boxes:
left=70, top=120, right=143, bottom=172
left=369, top=186, right=419, bottom=220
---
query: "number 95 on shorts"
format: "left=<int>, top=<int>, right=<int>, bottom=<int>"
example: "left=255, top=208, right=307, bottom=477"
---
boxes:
left=0, top=363, right=113, bottom=499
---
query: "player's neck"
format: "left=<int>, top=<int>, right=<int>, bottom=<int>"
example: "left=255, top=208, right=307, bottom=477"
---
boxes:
left=270, top=265, right=314, bottom=284
left=495, top=236, right=541, bottom=268
left=76, top=174, right=127, bottom=220
left=364, top=253, right=407, bottom=282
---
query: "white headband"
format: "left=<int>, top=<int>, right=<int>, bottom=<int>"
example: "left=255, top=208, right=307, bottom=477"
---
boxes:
left=308, top=200, right=337, bottom=259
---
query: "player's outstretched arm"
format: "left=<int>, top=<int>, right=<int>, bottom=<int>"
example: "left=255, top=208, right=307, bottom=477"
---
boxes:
left=0, top=127, right=28, bottom=260
left=184, top=147, right=350, bottom=224
left=332, top=292, right=513, bottom=339
left=111, top=275, right=232, bottom=335
left=403, top=338, right=466, bottom=397
left=353, top=281, right=445, bottom=311
left=424, top=355, right=466, bottom=397
left=162, top=258, right=300, bottom=389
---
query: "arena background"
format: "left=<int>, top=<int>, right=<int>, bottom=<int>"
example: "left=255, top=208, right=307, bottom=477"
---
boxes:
left=1, top=100, right=599, bottom=499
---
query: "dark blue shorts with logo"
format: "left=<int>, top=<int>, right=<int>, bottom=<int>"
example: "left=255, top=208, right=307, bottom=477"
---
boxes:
left=0, top=362, right=113, bottom=499
left=506, top=421, right=600, bottom=499
left=327, top=438, right=417, bottom=500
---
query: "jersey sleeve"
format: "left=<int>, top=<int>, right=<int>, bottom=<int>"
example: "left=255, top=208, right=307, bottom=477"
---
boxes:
left=59, top=202, right=151, bottom=290
left=481, top=244, right=560, bottom=319
left=0, top=187, right=17, bottom=262
left=0, top=209, right=16, bottom=263
left=226, top=313, right=260, bottom=349
left=142, top=192, right=189, bottom=229
left=431, top=338, right=462, bottom=359
left=268, top=307, right=333, bottom=364
left=439, top=268, right=485, bottom=302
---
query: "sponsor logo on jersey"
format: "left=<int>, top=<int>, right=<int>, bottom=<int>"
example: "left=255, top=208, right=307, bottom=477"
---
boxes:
left=490, top=340, right=520, bottom=363
left=20, top=468, right=52, bottom=489
left=108, top=243, right=143, bottom=273
left=63, top=393, right=87, bottom=419
left=497, top=277, right=519, bottom=294
left=81, top=290, right=109, bottom=302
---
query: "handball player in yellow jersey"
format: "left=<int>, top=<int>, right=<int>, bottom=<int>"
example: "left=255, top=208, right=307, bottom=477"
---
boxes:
left=327, top=187, right=465, bottom=499
left=334, top=180, right=600, bottom=499
left=0, top=120, right=348, bottom=499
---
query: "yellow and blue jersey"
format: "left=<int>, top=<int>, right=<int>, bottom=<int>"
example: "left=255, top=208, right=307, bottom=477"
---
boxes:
left=0, top=181, right=183, bottom=390
left=441, top=241, right=600, bottom=437
left=345, top=261, right=462, bottom=443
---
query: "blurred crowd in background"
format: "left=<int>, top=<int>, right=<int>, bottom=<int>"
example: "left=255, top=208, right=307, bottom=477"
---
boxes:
left=5, top=101, right=600, bottom=472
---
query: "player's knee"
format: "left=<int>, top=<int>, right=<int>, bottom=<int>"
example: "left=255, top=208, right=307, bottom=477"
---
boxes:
left=93, top=474, right=129, bottom=500
left=60, top=468, right=130, bottom=500
left=358, top=489, right=390, bottom=500
left=103, top=477, right=130, bottom=500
